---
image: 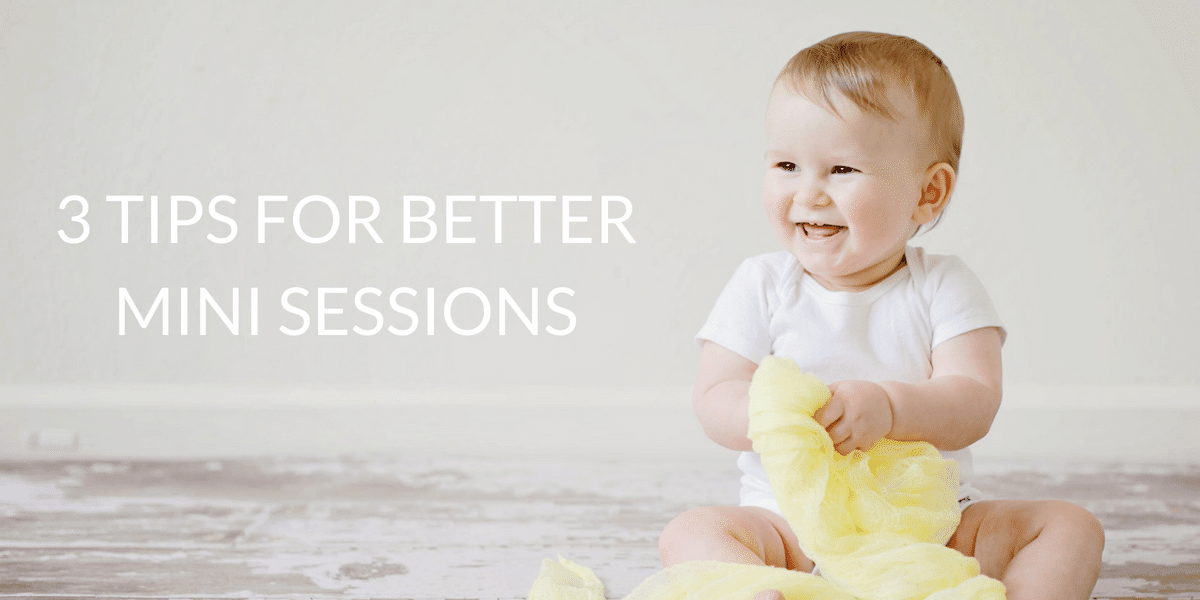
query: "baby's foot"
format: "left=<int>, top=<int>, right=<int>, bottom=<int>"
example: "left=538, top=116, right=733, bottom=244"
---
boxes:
left=752, top=590, right=785, bottom=600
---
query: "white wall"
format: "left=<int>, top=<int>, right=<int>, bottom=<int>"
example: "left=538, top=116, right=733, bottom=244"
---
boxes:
left=1, top=1, right=1197, bottom=458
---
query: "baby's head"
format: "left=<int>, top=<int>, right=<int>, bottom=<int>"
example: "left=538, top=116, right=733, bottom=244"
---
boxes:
left=764, top=32, right=964, bottom=291
left=776, top=31, right=963, bottom=179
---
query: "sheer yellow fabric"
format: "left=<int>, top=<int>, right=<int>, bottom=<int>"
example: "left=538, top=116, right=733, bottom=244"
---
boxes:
left=528, top=356, right=1006, bottom=600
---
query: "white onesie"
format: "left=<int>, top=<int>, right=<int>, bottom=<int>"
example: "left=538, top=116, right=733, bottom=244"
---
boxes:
left=696, top=246, right=1005, bottom=515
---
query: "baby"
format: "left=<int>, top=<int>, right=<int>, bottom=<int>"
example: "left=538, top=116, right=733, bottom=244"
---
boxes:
left=659, top=32, right=1104, bottom=600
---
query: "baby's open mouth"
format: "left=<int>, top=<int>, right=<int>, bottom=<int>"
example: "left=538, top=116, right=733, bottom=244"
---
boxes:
left=800, top=223, right=846, bottom=238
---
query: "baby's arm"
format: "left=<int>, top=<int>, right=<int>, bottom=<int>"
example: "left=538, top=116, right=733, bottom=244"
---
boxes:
left=692, top=341, right=758, bottom=451
left=816, top=326, right=1003, bottom=454
left=884, top=326, right=1004, bottom=450
left=696, top=326, right=1002, bottom=454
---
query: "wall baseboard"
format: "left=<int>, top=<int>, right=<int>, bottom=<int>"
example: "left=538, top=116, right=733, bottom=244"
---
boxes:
left=1, top=385, right=1196, bottom=462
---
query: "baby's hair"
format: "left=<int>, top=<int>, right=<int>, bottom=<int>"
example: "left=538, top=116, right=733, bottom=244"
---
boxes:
left=777, top=32, right=964, bottom=231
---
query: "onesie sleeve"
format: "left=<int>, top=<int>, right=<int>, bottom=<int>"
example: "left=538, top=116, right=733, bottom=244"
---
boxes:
left=695, top=258, right=775, bottom=364
left=925, top=255, right=1007, bottom=348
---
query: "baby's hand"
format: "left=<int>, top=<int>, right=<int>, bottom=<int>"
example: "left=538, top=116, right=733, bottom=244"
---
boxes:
left=814, top=380, right=893, bottom=455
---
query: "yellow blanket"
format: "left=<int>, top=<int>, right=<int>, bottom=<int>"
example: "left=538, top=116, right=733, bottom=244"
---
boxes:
left=528, top=356, right=1006, bottom=600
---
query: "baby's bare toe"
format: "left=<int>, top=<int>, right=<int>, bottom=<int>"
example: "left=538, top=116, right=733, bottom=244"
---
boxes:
left=752, top=590, right=785, bottom=600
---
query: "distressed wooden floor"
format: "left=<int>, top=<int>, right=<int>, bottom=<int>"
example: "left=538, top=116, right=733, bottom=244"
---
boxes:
left=0, top=455, right=1197, bottom=599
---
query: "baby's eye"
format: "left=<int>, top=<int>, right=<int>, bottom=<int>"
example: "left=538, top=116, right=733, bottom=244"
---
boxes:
left=831, top=165, right=858, bottom=174
left=775, top=162, right=796, bottom=172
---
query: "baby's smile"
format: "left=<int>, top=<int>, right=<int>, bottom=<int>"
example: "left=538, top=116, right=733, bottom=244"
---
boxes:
left=799, top=222, right=846, bottom=238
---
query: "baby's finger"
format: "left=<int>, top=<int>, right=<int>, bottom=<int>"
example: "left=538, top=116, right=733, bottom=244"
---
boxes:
left=825, top=420, right=854, bottom=448
left=815, top=399, right=843, bottom=428
left=834, top=437, right=856, bottom=456
left=826, top=420, right=850, bottom=445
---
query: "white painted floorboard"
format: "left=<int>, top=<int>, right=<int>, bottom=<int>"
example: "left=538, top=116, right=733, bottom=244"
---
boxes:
left=0, top=455, right=1197, bottom=599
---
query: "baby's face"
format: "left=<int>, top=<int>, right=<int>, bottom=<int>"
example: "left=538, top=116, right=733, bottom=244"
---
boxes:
left=763, top=84, right=935, bottom=292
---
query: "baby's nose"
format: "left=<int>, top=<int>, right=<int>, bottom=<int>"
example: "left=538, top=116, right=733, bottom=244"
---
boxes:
left=792, top=183, right=832, bottom=208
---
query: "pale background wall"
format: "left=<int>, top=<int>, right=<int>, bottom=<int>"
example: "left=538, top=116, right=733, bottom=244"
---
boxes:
left=1, top=1, right=1197, bottom=461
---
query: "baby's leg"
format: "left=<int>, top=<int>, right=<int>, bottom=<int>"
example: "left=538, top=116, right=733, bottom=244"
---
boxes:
left=948, top=499, right=1104, bottom=600
left=660, top=506, right=808, bottom=600
left=659, top=505, right=813, bottom=600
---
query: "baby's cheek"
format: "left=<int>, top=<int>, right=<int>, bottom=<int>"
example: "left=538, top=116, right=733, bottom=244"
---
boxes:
left=763, top=197, right=791, bottom=226
left=762, top=185, right=785, bottom=208
left=855, top=208, right=898, bottom=238
left=760, top=196, right=777, bottom=215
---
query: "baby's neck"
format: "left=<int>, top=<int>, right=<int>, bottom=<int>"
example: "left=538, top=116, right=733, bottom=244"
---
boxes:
left=806, top=253, right=908, bottom=292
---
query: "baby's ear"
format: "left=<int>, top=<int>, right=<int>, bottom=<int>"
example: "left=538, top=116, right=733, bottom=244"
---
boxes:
left=914, top=162, right=955, bottom=225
